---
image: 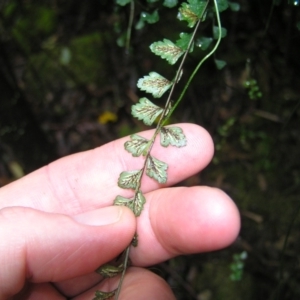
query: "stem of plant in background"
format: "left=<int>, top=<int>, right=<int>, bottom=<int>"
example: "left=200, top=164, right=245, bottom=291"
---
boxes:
left=157, top=0, right=210, bottom=125
left=125, top=0, right=135, bottom=54
left=163, top=0, right=223, bottom=125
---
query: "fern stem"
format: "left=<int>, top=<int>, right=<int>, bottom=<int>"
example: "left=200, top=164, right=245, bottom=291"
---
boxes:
left=114, top=245, right=131, bottom=300
left=132, top=0, right=213, bottom=215
left=114, top=2, right=221, bottom=299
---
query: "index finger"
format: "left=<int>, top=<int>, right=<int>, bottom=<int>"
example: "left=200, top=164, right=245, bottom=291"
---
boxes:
left=0, top=123, right=214, bottom=215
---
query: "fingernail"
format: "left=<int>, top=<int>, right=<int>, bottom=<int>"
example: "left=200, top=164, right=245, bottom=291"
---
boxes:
left=73, top=206, right=123, bottom=226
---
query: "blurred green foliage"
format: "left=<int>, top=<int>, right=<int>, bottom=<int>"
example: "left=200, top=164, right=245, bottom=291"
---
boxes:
left=230, top=251, right=248, bottom=281
left=1, top=0, right=300, bottom=299
left=4, top=3, right=57, bottom=52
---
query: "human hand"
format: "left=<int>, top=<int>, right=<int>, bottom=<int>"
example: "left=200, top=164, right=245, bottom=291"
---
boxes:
left=0, top=124, right=240, bottom=300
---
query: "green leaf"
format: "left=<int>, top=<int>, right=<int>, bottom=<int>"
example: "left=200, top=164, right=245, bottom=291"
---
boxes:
left=160, top=126, right=187, bottom=147
left=114, top=195, right=134, bottom=211
left=195, top=36, right=213, bottom=50
left=137, top=72, right=172, bottom=98
left=135, top=18, right=145, bottom=30
left=93, top=290, right=116, bottom=300
left=216, top=0, right=229, bottom=12
left=178, top=0, right=207, bottom=27
left=96, top=264, right=124, bottom=278
left=214, top=59, right=227, bottom=69
left=150, top=39, right=184, bottom=65
left=213, top=26, right=227, bottom=39
left=178, top=3, right=198, bottom=28
left=124, top=134, right=151, bottom=157
left=133, top=190, right=146, bottom=216
left=187, top=0, right=207, bottom=16
left=60, top=47, right=71, bottom=65
left=116, top=32, right=126, bottom=47
left=140, top=10, right=159, bottom=24
left=114, top=192, right=146, bottom=216
left=135, top=10, right=159, bottom=30
left=146, top=156, right=168, bottom=183
left=163, top=0, right=178, bottom=8
left=176, top=32, right=194, bottom=51
left=228, top=2, right=240, bottom=11
left=118, top=170, right=142, bottom=189
left=131, top=98, right=163, bottom=125
left=116, top=0, right=132, bottom=6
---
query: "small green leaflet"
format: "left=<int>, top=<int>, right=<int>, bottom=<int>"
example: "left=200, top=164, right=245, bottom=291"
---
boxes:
left=195, top=36, right=213, bottom=50
left=163, top=0, right=178, bottom=8
left=176, top=32, right=194, bottom=51
left=96, top=263, right=124, bottom=278
left=140, top=10, right=159, bottom=23
left=214, top=59, right=227, bottom=70
left=114, top=195, right=134, bottom=211
left=216, top=0, right=229, bottom=12
left=133, top=190, right=146, bottom=216
left=228, top=2, right=240, bottom=11
left=118, top=170, right=142, bottom=189
left=116, top=0, right=131, bottom=6
left=150, top=39, right=184, bottom=65
left=187, top=0, right=207, bottom=16
left=137, top=72, right=172, bottom=98
left=125, top=134, right=150, bottom=157
left=160, top=126, right=187, bottom=147
left=146, top=155, right=168, bottom=183
left=93, top=290, right=116, bottom=300
left=114, top=192, right=145, bottom=216
left=131, top=98, right=163, bottom=126
left=178, top=0, right=207, bottom=28
left=135, top=10, right=159, bottom=30
left=213, top=26, right=227, bottom=39
left=178, top=3, right=198, bottom=28
left=60, top=47, right=71, bottom=65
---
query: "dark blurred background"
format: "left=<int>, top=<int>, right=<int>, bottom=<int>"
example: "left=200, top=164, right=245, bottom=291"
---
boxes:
left=1, top=0, right=300, bottom=299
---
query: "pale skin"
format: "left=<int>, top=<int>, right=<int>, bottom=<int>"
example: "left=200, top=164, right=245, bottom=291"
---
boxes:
left=0, top=123, right=240, bottom=300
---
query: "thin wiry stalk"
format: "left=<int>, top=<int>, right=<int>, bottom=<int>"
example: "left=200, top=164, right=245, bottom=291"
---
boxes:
left=163, top=0, right=222, bottom=124
left=125, top=0, right=135, bottom=55
left=114, top=245, right=130, bottom=300
left=157, top=0, right=210, bottom=128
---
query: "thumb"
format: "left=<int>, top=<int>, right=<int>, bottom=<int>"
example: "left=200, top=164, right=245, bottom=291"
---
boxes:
left=0, top=206, right=135, bottom=298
